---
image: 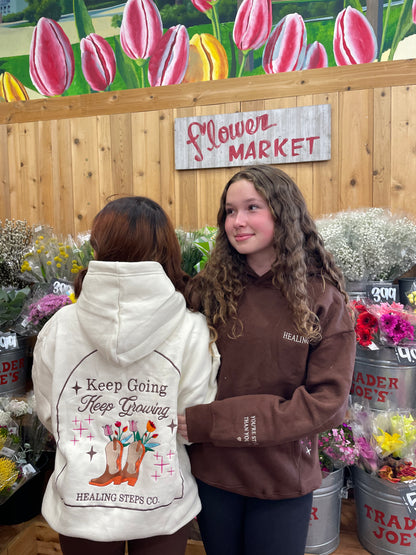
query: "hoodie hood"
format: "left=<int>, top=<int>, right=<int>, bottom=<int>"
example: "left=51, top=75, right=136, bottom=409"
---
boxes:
left=76, top=260, right=187, bottom=367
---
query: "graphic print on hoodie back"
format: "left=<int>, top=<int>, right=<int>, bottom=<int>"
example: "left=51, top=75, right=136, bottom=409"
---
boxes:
left=55, top=348, right=185, bottom=511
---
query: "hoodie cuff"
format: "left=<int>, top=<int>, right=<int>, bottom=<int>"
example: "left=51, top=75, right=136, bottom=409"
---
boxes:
left=186, top=403, right=214, bottom=443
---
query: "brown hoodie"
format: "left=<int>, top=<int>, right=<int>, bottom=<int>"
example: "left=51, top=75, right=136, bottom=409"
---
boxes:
left=186, top=271, right=356, bottom=500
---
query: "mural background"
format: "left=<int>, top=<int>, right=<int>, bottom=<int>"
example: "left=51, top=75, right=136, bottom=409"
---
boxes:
left=0, top=0, right=415, bottom=100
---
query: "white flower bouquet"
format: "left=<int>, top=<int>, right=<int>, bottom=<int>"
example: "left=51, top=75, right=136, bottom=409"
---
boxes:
left=316, top=208, right=416, bottom=282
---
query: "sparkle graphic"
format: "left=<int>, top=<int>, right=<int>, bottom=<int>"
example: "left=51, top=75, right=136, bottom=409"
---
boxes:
left=168, top=419, right=177, bottom=434
left=72, top=382, right=82, bottom=394
left=73, top=422, right=88, bottom=437
left=71, top=436, right=79, bottom=446
left=151, top=471, right=161, bottom=481
left=85, top=415, right=94, bottom=425
left=154, top=457, right=169, bottom=473
left=87, top=446, right=97, bottom=461
left=167, top=450, right=175, bottom=459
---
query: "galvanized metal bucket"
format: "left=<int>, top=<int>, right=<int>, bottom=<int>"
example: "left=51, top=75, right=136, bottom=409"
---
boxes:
left=351, top=345, right=416, bottom=411
left=0, top=336, right=34, bottom=396
left=353, top=466, right=416, bottom=555
left=305, top=467, right=345, bottom=555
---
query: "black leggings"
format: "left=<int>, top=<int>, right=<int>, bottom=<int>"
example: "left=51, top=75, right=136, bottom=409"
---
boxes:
left=59, top=520, right=191, bottom=555
left=196, top=479, right=313, bottom=555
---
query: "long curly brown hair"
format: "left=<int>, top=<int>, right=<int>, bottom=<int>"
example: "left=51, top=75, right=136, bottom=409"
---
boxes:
left=188, top=165, right=347, bottom=343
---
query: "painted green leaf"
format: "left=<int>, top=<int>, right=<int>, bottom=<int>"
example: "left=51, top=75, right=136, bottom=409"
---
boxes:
left=73, top=0, right=95, bottom=42
left=347, top=0, right=363, bottom=14
left=389, top=0, right=415, bottom=60
left=114, top=37, right=141, bottom=90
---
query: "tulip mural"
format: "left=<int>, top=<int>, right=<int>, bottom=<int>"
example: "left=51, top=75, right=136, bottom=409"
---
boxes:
left=262, top=12, right=307, bottom=74
left=333, top=6, right=377, bottom=65
left=81, top=34, right=116, bottom=91
left=0, top=72, right=29, bottom=102
left=183, top=33, right=228, bottom=83
left=120, top=0, right=163, bottom=88
left=148, top=24, right=190, bottom=86
left=233, top=0, right=273, bottom=77
left=29, top=17, right=75, bottom=97
left=0, top=0, right=416, bottom=100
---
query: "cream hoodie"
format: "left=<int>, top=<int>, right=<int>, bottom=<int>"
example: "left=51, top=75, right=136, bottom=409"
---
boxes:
left=32, top=261, right=219, bottom=541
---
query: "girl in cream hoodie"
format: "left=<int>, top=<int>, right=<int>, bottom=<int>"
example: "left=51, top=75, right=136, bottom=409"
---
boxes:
left=32, top=196, right=219, bottom=555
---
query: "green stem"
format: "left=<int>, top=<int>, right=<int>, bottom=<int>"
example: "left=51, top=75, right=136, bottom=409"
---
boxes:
left=135, top=59, right=147, bottom=89
left=212, top=5, right=221, bottom=42
left=237, top=50, right=250, bottom=78
left=378, top=0, right=392, bottom=61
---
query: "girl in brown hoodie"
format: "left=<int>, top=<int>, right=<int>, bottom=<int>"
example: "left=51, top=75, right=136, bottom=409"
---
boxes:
left=178, top=165, right=356, bottom=555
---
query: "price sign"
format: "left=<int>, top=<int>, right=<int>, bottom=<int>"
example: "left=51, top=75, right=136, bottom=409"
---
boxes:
left=395, top=346, right=416, bottom=366
left=366, top=283, right=398, bottom=303
left=0, top=333, right=18, bottom=351
left=48, top=279, right=74, bottom=297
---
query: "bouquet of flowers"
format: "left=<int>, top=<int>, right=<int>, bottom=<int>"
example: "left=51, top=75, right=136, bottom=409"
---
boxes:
left=0, top=392, right=51, bottom=504
left=350, top=299, right=416, bottom=348
left=350, top=403, right=416, bottom=483
left=20, top=227, right=93, bottom=285
left=318, top=422, right=357, bottom=475
left=316, top=208, right=416, bottom=283
left=12, top=283, right=75, bottom=336
left=0, top=219, right=33, bottom=288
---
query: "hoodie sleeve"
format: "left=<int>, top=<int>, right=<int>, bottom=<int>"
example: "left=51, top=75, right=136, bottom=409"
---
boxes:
left=186, top=289, right=356, bottom=447
left=32, top=320, right=55, bottom=434
left=177, top=312, right=219, bottom=418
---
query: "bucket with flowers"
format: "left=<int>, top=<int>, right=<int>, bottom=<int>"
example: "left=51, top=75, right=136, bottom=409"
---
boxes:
left=305, top=422, right=357, bottom=555
left=350, top=404, right=416, bottom=555
left=350, top=299, right=416, bottom=411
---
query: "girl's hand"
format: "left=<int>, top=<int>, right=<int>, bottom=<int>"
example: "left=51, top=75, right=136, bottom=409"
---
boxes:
left=178, top=414, right=189, bottom=441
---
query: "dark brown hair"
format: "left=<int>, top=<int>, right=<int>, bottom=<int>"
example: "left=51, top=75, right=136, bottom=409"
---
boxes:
left=74, top=196, right=188, bottom=298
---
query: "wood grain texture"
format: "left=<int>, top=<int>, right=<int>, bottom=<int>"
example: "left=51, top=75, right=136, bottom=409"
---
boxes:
left=1, top=60, right=416, bottom=234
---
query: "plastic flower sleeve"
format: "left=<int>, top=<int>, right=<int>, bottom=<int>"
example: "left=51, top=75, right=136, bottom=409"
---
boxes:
left=12, top=283, right=73, bottom=336
left=0, top=392, right=50, bottom=505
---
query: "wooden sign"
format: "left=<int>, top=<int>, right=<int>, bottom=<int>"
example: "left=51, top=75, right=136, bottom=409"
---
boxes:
left=174, top=104, right=331, bottom=170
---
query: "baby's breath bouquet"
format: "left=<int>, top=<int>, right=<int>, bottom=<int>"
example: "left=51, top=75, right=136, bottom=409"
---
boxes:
left=0, top=219, right=33, bottom=288
left=316, top=208, right=416, bottom=282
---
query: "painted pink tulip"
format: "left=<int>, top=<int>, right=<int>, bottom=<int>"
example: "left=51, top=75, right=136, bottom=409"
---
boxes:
left=333, top=7, right=377, bottom=65
left=191, top=0, right=214, bottom=13
left=262, top=13, right=307, bottom=74
left=81, top=33, right=116, bottom=92
left=302, top=41, right=328, bottom=70
left=148, top=25, right=189, bottom=87
left=29, top=17, right=74, bottom=96
left=120, top=0, right=163, bottom=60
left=233, top=0, right=272, bottom=52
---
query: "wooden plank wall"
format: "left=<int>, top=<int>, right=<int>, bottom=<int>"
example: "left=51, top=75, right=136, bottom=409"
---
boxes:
left=1, top=59, right=416, bottom=237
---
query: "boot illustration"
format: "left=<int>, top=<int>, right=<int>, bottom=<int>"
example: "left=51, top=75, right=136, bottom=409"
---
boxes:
left=90, top=438, right=123, bottom=486
left=119, top=441, right=145, bottom=486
